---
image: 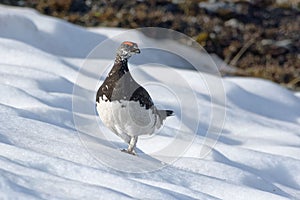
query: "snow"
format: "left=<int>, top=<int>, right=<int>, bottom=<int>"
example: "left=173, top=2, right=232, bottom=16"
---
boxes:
left=0, top=4, right=300, bottom=200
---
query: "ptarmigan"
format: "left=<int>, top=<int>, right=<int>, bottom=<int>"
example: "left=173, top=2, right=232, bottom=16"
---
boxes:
left=96, top=41, right=174, bottom=155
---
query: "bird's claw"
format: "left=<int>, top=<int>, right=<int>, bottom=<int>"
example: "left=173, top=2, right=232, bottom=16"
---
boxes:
left=121, top=149, right=137, bottom=156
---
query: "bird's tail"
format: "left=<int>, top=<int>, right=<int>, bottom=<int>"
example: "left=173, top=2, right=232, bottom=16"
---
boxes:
left=154, top=109, right=174, bottom=129
left=157, top=109, right=174, bottom=121
left=165, top=110, right=174, bottom=117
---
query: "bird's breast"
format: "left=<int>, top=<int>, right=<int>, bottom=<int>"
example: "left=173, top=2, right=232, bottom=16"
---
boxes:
left=96, top=98, right=160, bottom=136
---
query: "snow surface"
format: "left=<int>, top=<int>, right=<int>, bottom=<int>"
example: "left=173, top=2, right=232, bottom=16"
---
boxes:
left=1, top=4, right=300, bottom=200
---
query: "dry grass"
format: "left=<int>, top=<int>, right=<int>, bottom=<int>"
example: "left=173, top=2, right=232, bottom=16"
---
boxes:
left=1, top=0, right=299, bottom=90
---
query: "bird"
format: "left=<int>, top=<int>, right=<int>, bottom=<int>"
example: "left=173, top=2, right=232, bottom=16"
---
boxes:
left=96, top=41, right=174, bottom=155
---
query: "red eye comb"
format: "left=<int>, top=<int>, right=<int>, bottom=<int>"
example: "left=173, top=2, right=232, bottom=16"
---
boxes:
left=123, top=41, right=134, bottom=46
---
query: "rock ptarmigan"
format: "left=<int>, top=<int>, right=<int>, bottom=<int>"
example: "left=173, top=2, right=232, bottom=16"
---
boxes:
left=96, top=41, right=174, bottom=155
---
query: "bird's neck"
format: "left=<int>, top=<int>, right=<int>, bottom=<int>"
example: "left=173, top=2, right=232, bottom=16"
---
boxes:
left=108, top=56, right=129, bottom=78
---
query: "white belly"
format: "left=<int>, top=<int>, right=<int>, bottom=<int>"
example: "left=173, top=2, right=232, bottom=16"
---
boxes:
left=96, top=99, right=160, bottom=138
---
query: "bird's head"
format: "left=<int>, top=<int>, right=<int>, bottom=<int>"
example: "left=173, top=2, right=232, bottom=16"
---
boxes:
left=116, top=41, right=140, bottom=61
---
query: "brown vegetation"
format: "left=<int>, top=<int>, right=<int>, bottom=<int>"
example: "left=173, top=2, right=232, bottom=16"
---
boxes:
left=1, top=0, right=299, bottom=90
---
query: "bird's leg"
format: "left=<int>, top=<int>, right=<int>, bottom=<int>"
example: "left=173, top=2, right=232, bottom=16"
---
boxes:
left=126, top=136, right=138, bottom=155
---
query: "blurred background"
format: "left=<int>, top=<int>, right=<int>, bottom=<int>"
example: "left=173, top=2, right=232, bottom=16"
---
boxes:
left=1, top=0, right=299, bottom=90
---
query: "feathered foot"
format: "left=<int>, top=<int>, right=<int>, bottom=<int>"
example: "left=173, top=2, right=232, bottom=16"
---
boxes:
left=121, top=136, right=138, bottom=156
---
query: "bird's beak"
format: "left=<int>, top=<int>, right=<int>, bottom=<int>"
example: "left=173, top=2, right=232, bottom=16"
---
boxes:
left=134, top=49, right=141, bottom=54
